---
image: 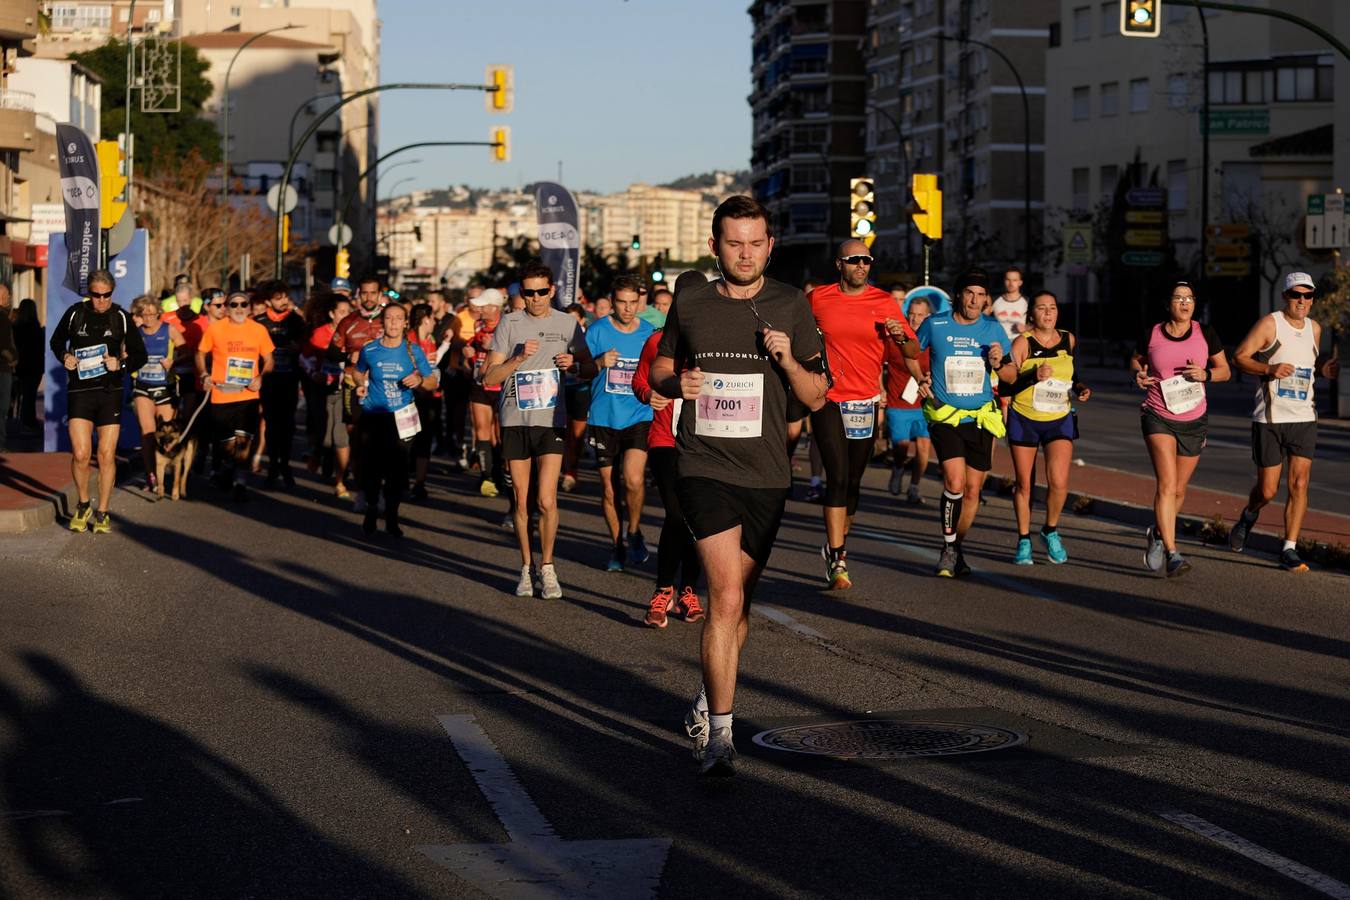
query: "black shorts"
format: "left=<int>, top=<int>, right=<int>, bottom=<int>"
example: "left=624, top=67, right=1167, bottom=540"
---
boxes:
left=1006, top=409, right=1077, bottom=447
left=502, top=425, right=566, bottom=461
left=131, top=383, right=176, bottom=406
left=588, top=422, right=649, bottom=469
left=67, top=389, right=122, bottom=428
left=564, top=382, right=591, bottom=422
left=929, top=419, right=995, bottom=470
left=212, top=400, right=261, bottom=443
left=1141, top=410, right=1207, bottom=458
left=678, top=476, right=789, bottom=565
left=470, top=385, right=501, bottom=407
left=1252, top=421, right=1317, bottom=467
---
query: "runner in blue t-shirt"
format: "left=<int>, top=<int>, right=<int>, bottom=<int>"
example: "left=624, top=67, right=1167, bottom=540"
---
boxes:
left=584, top=275, right=657, bottom=571
left=354, top=304, right=437, bottom=537
left=908, top=271, right=1011, bottom=578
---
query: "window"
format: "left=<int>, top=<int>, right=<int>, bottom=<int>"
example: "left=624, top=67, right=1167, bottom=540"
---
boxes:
left=48, top=4, right=112, bottom=29
left=229, top=6, right=241, bottom=16
left=1129, top=77, right=1150, bottom=112
left=1167, top=160, right=1187, bottom=211
left=1100, top=81, right=1119, bottom=116
left=1101, top=2, right=1116, bottom=35
left=1168, top=74, right=1188, bottom=109
left=147, top=8, right=161, bottom=22
left=1071, top=167, right=1090, bottom=210
left=1072, top=85, right=1091, bottom=120
left=1246, top=70, right=1266, bottom=103
left=1073, top=6, right=1091, bottom=40
left=119, top=9, right=129, bottom=21
left=1099, top=164, right=1119, bottom=203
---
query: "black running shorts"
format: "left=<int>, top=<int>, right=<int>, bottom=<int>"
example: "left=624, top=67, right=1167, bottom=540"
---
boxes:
left=678, top=476, right=789, bottom=565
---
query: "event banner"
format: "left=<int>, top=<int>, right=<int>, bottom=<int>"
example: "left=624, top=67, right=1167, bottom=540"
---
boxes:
left=534, top=182, right=580, bottom=309
left=55, top=123, right=100, bottom=296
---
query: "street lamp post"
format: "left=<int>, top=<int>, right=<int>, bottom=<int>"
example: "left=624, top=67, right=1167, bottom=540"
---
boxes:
left=274, top=80, right=504, bottom=278
left=939, top=33, right=1032, bottom=275
left=863, top=100, right=914, bottom=272
left=220, top=24, right=299, bottom=283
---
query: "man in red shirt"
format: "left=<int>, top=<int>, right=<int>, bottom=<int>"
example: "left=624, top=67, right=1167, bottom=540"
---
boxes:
left=808, top=239, right=919, bottom=589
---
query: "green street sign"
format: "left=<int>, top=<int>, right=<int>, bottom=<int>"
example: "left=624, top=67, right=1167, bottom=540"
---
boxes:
left=1122, top=251, right=1164, bottom=267
left=1206, top=108, right=1270, bottom=135
left=1308, top=194, right=1325, bottom=215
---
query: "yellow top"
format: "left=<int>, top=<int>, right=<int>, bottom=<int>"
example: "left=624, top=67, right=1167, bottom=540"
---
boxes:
left=1011, top=330, right=1075, bottom=422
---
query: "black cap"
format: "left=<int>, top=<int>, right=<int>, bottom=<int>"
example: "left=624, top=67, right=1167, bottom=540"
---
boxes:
left=953, top=270, right=991, bottom=296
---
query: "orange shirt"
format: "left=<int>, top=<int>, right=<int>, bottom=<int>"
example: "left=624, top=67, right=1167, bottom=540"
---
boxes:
left=809, top=283, right=914, bottom=403
left=199, top=318, right=274, bottom=404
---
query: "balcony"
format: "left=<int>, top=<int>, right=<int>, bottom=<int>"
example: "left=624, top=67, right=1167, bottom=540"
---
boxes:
left=0, top=0, right=38, bottom=49
left=0, top=90, right=37, bottom=152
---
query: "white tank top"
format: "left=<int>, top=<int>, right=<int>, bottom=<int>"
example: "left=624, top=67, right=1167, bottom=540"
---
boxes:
left=1252, top=312, right=1317, bottom=424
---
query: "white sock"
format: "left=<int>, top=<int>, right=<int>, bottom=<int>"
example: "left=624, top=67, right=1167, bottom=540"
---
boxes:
left=693, top=684, right=708, bottom=716
left=709, top=712, right=733, bottom=733
left=1283, top=539, right=1296, bottom=551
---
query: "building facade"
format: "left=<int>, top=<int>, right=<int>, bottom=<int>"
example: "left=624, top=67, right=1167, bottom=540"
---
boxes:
left=1, top=0, right=41, bottom=302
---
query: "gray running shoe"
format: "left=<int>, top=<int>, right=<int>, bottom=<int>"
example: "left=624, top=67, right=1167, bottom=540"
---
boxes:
left=683, top=705, right=709, bottom=761
left=1165, top=553, right=1192, bottom=578
left=538, top=563, right=563, bottom=599
left=888, top=467, right=903, bottom=496
left=1229, top=507, right=1257, bottom=553
left=936, top=543, right=959, bottom=578
left=1144, top=526, right=1166, bottom=572
left=514, top=566, right=534, bottom=597
left=906, top=484, right=923, bottom=505
left=1280, top=547, right=1309, bottom=572
left=699, top=726, right=736, bottom=777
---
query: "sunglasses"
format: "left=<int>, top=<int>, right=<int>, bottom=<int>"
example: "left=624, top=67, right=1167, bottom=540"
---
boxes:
left=1289, top=290, right=1314, bottom=299
left=209, top=301, right=226, bottom=308
left=841, top=255, right=873, bottom=266
left=89, top=290, right=114, bottom=299
left=521, top=287, right=552, bottom=298
left=226, top=301, right=250, bottom=309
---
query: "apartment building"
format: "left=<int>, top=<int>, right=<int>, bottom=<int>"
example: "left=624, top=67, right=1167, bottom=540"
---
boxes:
left=748, top=0, right=868, bottom=283
left=1, top=0, right=40, bottom=298
left=1044, top=0, right=1338, bottom=336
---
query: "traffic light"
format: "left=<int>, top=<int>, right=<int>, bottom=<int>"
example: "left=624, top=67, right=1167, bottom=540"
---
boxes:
left=491, top=126, right=510, bottom=163
left=630, top=234, right=641, bottom=251
left=1120, top=0, right=1160, bottom=37
left=651, top=254, right=665, bottom=283
left=849, top=177, right=877, bottom=247
left=96, top=139, right=128, bottom=229
left=486, top=64, right=514, bottom=113
left=910, top=173, right=943, bottom=241
left=282, top=214, right=291, bottom=254
left=335, top=248, right=350, bottom=279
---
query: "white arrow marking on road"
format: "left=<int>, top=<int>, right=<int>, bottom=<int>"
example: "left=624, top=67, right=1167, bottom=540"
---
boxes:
left=418, top=714, right=672, bottom=899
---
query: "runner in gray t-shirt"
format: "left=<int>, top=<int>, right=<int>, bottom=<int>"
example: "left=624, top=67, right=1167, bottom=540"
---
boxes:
left=483, top=263, right=596, bottom=600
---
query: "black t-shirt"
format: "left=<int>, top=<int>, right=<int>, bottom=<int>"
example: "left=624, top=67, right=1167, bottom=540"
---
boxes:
left=657, top=278, right=823, bottom=489
left=48, top=301, right=147, bottom=394
left=256, top=311, right=307, bottom=376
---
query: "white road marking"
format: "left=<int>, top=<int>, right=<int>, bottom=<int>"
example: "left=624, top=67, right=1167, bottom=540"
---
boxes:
left=1159, top=810, right=1350, bottom=899
left=754, top=605, right=827, bottom=640
left=420, top=714, right=671, bottom=899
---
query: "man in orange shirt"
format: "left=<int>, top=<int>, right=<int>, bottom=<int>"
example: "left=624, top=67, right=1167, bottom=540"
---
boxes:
left=196, top=291, right=275, bottom=501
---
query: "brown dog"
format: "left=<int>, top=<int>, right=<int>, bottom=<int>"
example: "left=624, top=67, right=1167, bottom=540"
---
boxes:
left=153, top=417, right=198, bottom=500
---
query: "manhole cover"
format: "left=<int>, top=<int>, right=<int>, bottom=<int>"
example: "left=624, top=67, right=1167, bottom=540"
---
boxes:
left=751, top=719, right=1027, bottom=760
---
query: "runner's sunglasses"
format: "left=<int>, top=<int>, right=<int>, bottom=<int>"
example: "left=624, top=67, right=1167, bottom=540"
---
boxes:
left=840, top=255, right=873, bottom=266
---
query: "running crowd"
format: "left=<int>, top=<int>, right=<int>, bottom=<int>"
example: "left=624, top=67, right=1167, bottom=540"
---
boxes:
left=45, top=196, right=1340, bottom=776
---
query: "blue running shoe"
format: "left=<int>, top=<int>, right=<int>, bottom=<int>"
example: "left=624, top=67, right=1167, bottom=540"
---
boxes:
left=1014, top=537, right=1034, bottom=565
left=1040, top=530, right=1068, bottom=564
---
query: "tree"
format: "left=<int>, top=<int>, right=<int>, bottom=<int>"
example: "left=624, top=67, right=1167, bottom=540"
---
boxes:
left=579, top=244, right=636, bottom=300
left=136, top=150, right=303, bottom=290
left=70, top=39, right=220, bottom=173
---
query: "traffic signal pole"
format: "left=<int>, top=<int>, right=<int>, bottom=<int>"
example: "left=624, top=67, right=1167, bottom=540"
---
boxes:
left=272, top=81, right=503, bottom=279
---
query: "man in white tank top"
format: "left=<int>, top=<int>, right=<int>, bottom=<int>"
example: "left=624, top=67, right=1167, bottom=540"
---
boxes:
left=1228, top=272, right=1340, bottom=571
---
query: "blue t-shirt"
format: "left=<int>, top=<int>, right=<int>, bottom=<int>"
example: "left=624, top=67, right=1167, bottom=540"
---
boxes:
left=917, top=314, right=1011, bottom=411
left=585, top=315, right=655, bottom=429
left=356, top=339, right=434, bottom=413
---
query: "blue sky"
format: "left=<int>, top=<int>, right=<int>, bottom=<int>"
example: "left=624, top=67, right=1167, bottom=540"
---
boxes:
left=377, top=0, right=752, bottom=196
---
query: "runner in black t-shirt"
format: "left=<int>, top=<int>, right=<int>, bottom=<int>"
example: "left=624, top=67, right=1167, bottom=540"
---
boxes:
left=651, top=196, right=828, bottom=777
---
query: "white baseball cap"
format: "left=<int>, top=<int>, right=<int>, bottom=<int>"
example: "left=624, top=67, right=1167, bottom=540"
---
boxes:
left=1284, top=272, right=1315, bottom=292
left=470, top=287, right=505, bottom=308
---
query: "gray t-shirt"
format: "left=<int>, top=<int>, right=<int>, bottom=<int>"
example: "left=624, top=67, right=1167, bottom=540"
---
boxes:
left=657, top=277, right=823, bottom=489
left=489, top=308, right=584, bottom=428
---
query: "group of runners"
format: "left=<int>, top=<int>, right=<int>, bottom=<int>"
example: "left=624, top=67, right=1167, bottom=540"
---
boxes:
left=48, top=196, right=1339, bottom=777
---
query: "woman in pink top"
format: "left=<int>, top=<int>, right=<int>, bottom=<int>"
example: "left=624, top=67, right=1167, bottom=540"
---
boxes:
left=1130, top=281, right=1230, bottom=577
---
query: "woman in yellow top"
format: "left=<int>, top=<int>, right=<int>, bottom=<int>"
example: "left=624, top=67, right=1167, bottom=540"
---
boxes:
left=997, top=290, right=1089, bottom=565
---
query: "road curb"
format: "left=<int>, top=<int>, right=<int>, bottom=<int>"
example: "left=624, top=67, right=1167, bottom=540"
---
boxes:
left=0, top=456, right=133, bottom=535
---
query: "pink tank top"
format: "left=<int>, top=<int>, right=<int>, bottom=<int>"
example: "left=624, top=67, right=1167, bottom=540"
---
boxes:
left=1141, top=322, right=1214, bottom=422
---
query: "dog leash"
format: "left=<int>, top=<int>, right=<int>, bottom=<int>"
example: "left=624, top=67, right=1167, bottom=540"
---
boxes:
left=168, top=392, right=212, bottom=452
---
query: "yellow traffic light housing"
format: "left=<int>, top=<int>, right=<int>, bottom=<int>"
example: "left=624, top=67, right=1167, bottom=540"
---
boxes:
left=850, top=177, right=877, bottom=247
left=282, top=214, right=291, bottom=254
left=96, top=139, right=128, bottom=230
left=335, top=248, right=351, bottom=279
left=910, top=173, right=943, bottom=241
left=492, top=126, right=510, bottom=163
left=1121, top=0, right=1160, bottom=37
left=486, top=64, right=514, bottom=113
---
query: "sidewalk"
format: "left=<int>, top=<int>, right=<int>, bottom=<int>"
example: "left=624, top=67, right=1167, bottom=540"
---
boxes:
left=983, top=442, right=1350, bottom=558
left=0, top=452, right=78, bottom=533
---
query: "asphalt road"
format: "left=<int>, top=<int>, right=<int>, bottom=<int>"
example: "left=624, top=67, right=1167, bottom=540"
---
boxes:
left=1072, top=365, right=1350, bottom=514
left=1, top=448, right=1346, bottom=898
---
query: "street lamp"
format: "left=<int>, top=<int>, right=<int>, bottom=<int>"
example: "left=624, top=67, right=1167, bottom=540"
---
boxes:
left=939, top=33, right=1032, bottom=275
left=220, top=24, right=300, bottom=283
